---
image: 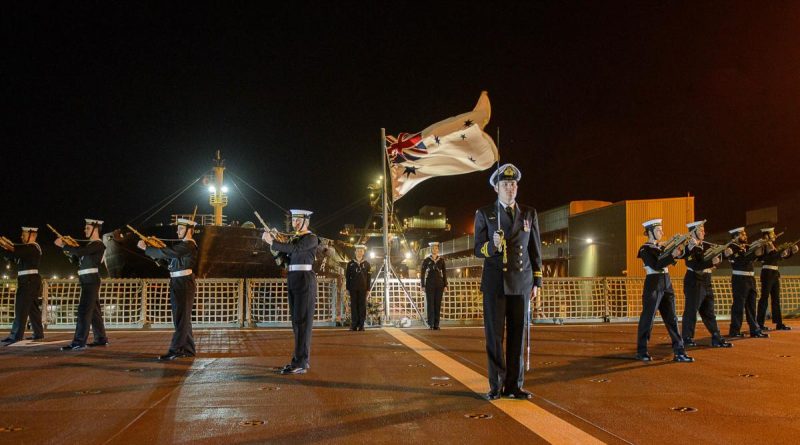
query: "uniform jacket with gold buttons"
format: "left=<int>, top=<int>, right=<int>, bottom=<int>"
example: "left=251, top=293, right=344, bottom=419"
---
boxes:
left=473, top=201, right=543, bottom=296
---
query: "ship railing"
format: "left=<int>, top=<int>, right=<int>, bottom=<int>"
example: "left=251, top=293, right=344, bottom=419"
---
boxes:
left=1, top=276, right=799, bottom=328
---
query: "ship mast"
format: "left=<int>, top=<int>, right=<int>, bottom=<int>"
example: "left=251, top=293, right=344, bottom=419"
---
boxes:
left=209, top=150, right=228, bottom=226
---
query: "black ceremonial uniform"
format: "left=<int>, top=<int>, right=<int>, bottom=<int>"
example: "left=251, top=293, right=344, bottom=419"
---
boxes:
left=420, top=255, right=447, bottom=329
left=474, top=201, right=542, bottom=395
left=272, top=232, right=320, bottom=369
left=636, top=242, right=685, bottom=356
left=345, top=259, right=371, bottom=330
left=62, top=240, right=108, bottom=347
left=680, top=242, right=725, bottom=345
left=2, top=243, right=44, bottom=342
left=726, top=243, right=762, bottom=336
left=757, top=245, right=794, bottom=329
left=146, top=240, right=198, bottom=356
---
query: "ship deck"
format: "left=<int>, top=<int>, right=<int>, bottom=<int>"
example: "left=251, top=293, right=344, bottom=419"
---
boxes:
left=1, top=321, right=798, bottom=444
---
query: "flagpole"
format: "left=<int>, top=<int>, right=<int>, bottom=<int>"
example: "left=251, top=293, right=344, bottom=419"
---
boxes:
left=381, top=127, right=391, bottom=325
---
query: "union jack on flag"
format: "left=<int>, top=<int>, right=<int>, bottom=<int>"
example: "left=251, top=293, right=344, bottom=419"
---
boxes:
left=386, top=91, right=499, bottom=200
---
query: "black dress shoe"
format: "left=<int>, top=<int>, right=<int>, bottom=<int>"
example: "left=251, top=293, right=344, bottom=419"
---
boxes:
left=684, top=338, right=697, bottom=347
left=776, top=324, right=792, bottom=331
left=673, top=354, right=694, bottom=363
left=61, top=344, right=86, bottom=351
left=280, top=366, right=307, bottom=375
left=634, top=352, right=652, bottom=362
left=729, top=332, right=745, bottom=338
left=25, top=336, right=45, bottom=341
left=433, top=326, right=441, bottom=330
left=760, top=326, right=771, bottom=332
left=88, top=341, right=109, bottom=347
left=1, top=337, right=18, bottom=345
left=750, top=331, right=769, bottom=338
left=349, top=327, right=357, bottom=331
left=357, top=327, right=365, bottom=331
left=485, top=390, right=501, bottom=400
left=158, top=352, right=187, bottom=361
left=503, top=388, right=533, bottom=399
left=712, top=338, right=733, bottom=348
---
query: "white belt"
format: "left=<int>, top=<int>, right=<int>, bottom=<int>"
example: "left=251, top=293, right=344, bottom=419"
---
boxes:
left=732, top=270, right=755, bottom=277
left=17, top=269, right=39, bottom=276
left=78, top=268, right=99, bottom=276
left=170, top=269, right=193, bottom=278
left=644, top=266, right=668, bottom=275
left=762, top=265, right=779, bottom=271
left=687, top=267, right=713, bottom=274
left=288, top=264, right=313, bottom=272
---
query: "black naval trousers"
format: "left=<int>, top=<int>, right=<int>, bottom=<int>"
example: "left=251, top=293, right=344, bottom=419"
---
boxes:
left=757, top=270, right=782, bottom=327
left=349, top=289, right=367, bottom=329
left=169, top=275, right=196, bottom=355
left=483, top=291, right=527, bottom=393
left=288, top=271, right=317, bottom=368
left=9, top=275, right=44, bottom=340
left=682, top=273, right=721, bottom=341
left=72, top=282, right=107, bottom=346
left=425, top=285, right=444, bottom=328
left=637, top=274, right=684, bottom=355
left=730, top=276, right=760, bottom=335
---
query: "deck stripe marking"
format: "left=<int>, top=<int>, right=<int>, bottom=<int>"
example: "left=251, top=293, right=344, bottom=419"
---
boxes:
left=385, top=327, right=605, bottom=445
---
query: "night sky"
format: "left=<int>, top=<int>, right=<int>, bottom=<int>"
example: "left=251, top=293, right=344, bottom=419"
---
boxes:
left=3, top=2, right=800, bottom=244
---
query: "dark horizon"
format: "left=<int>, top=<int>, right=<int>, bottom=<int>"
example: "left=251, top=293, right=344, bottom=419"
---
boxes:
left=3, top=2, right=799, bottom=242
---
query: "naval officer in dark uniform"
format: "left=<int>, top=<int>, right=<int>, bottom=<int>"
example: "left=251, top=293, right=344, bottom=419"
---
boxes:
left=474, top=163, right=541, bottom=400
left=1, top=227, right=45, bottom=345
left=138, top=218, right=198, bottom=360
left=262, top=209, right=320, bottom=375
left=345, top=244, right=371, bottom=331
left=635, top=219, right=693, bottom=362
left=679, top=220, right=732, bottom=348
left=55, top=218, right=109, bottom=350
left=420, top=241, right=447, bottom=330
left=725, top=227, right=769, bottom=338
left=756, top=227, right=798, bottom=331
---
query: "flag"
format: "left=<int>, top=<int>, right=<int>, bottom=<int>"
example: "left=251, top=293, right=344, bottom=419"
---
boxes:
left=386, top=91, right=499, bottom=200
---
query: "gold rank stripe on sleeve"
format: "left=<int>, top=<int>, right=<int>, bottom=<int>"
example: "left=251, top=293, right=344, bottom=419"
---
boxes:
left=533, top=271, right=543, bottom=277
left=480, top=241, right=489, bottom=257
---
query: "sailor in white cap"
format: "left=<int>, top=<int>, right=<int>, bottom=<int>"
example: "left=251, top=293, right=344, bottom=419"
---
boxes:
left=345, top=244, right=371, bottom=331
left=138, top=217, right=198, bottom=360
left=756, top=227, right=798, bottom=331
left=679, top=220, right=731, bottom=348
left=634, top=219, right=693, bottom=362
left=420, top=241, right=447, bottom=330
left=474, top=163, right=542, bottom=400
left=55, top=219, right=109, bottom=350
left=1, top=227, right=45, bottom=345
left=262, top=209, right=320, bottom=374
left=724, top=227, right=768, bottom=338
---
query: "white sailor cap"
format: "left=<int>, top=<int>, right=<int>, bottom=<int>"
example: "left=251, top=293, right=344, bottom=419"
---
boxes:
left=85, top=219, right=104, bottom=226
left=428, top=242, right=440, bottom=247
left=728, top=227, right=745, bottom=235
left=642, top=219, right=662, bottom=229
left=686, top=220, right=707, bottom=230
left=290, top=209, right=313, bottom=218
left=176, top=218, right=198, bottom=227
left=354, top=244, right=367, bottom=250
left=760, top=227, right=775, bottom=233
left=489, top=163, right=522, bottom=187
left=21, top=227, right=38, bottom=232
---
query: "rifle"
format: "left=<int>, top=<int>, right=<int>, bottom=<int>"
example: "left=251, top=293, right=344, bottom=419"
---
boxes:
left=657, top=233, right=690, bottom=261
left=47, top=224, right=80, bottom=247
left=746, top=231, right=784, bottom=256
left=126, top=225, right=167, bottom=248
left=253, top=211, right=290, bottom=242
left=0, top=236, right=14, bottom=252
left=775, top=238, right=800, bottom=254
left=703, top=241, right=734, bottom=262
